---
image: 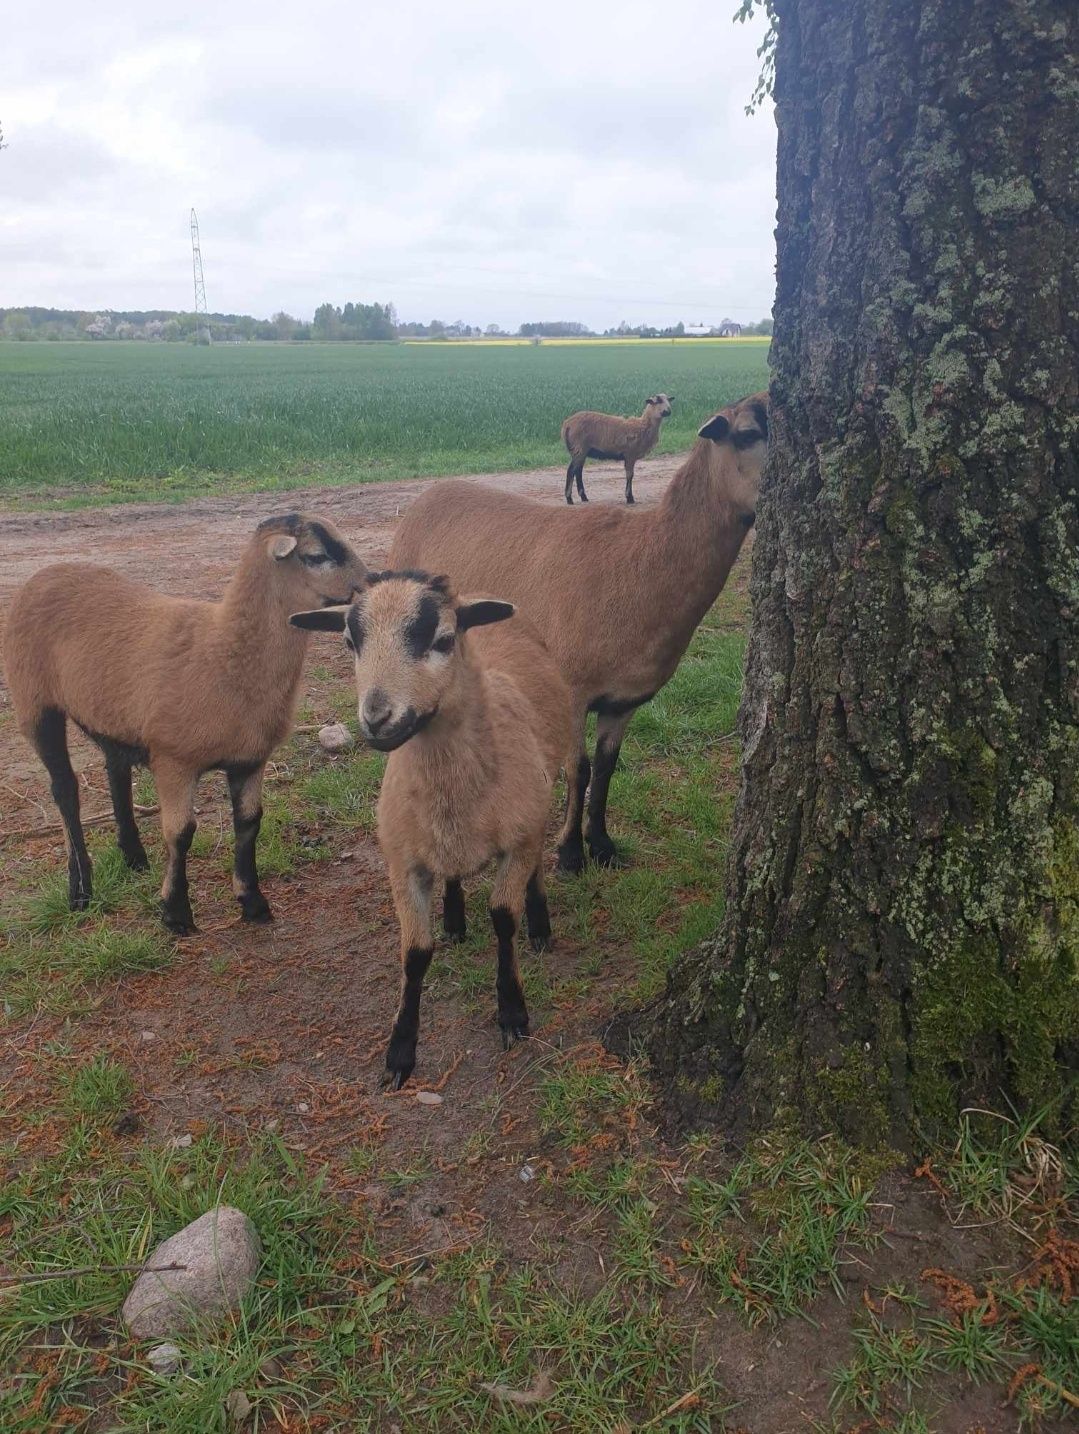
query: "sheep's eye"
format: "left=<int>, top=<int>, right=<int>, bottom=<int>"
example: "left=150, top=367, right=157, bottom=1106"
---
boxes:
left=301, top=552, right=327, bottom=567
left=732, top=429, right=763, bottom=450
left=431, top=634, right=455, bottom=656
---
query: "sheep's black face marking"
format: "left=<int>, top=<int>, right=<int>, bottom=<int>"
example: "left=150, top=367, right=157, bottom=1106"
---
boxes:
left=732, top=428, right=764, bottom=450
left=404, top=593, right=442, bottom=658
left=345, top=608, right=365, bottom=652
left=308, top=522, right=349, bottom=566
left=363, top=704, right=438, bottom=751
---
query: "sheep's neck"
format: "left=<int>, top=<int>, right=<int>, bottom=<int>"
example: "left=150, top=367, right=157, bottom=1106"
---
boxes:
left=217, top=550, right=309, bottom=700
left=408, top=663, right=498, bottom=802
left=648, top=451, right=750, bottom=644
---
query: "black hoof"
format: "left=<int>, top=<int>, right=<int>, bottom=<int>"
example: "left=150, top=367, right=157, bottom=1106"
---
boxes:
left=555, top=842, right=586, bottom=875
left=69, top=889, right=92, bottom=913
left=381, top=1065, right=412, bottom=1092
left=121, top=845, right=150, bottom=872
left=587, top=836, right=624, bottom=869
left=565, top=495, right=574, bottom=506
left=579, top=494, right=589, bottom=503
left=239, top=892, right=274, bottom=924
left=530, top=935, right=553, bottom=954
left=500, top=1023, right=529, bottom=1051
left=626, top=495, right=635, bottom=505
left=161, top=902, right=197, bottom=936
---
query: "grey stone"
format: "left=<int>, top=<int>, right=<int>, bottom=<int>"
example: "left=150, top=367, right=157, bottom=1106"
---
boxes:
left=122, top=1206, right=261, bottom=1338
left=317, top=722, right=354, bottom=754
left=225, top=1389, right=253, bottom=1424
left=146, top=1342, right=182, bottom=1375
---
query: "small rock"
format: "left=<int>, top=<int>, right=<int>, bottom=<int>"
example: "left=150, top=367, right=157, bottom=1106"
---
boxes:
left=415, top=1090, right=443, bottom=1106
left=318, top=722, right=354, bottom=754
left=518, top=1164, right=536, bottom=1183
left=146, top=1342, right=182, bottom=1375
left=181, top=1175, right=195, bottom=1191
left=122, top=1206, right=262, bottom=1339
left=296, top=1102, right=310, bottom=1114
left=264, top=1118, right=281, bottom=1134
left=112, top=1111, right=142, bottom=1137
left=140, top=1030, right=157, bottom=1043
left=259, top=1355, right=283, bottom=1381
left=225, top=1388, right=253, bottom=1425
left=168, top=1133, right=193, bottom=1150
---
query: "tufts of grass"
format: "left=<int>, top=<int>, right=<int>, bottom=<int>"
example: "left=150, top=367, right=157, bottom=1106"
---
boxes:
left=1, top=924, right=172, bottom=1018
left=300, top=748, right=385, bottom=831
left=9, top=842, right=149, bottom=936
left=61, top=1055, right=134, bottom=1117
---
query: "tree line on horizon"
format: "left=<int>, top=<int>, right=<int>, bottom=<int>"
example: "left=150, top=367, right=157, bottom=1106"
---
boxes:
left=0, top=304, right=774, bottom=343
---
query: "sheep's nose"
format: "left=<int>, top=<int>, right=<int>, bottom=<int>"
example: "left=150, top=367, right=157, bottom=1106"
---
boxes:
left=362, top=690, right=393, bottom=732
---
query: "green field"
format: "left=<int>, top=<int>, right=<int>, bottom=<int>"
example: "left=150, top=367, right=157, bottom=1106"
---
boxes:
left=0, top=340, right=770, bottom=507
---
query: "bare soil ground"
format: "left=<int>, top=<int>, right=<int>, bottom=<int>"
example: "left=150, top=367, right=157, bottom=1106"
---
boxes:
left=1, top=460, right=1074, bottom=1433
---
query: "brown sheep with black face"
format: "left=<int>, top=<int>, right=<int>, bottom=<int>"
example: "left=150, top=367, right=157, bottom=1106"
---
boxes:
left=561, top=393, right=673, bottom=504
left=292, top=570, right=571, bottom=1089
left=3, top=514, right=367, bottom=933
left=390, top=390, right=769, bottom=874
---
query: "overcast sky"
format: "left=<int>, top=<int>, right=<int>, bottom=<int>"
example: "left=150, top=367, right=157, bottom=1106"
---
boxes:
left=3, top=0, right=777, bottom=331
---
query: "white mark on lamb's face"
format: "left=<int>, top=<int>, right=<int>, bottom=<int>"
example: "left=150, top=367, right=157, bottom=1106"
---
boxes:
left=349, top=576, right=458, bottom=751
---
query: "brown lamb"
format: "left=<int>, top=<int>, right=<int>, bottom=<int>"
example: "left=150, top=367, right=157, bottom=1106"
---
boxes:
left=389, top=390, right=769, bottom=874
left=291, top=570, right=571, bottom=1088
left=3, top=514, right=367, bottom=932
left=561, top=392, right=673, bottom=504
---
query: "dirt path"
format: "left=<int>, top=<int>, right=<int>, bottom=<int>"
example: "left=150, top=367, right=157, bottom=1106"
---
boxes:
left=0, top=455, right=684, bottom=607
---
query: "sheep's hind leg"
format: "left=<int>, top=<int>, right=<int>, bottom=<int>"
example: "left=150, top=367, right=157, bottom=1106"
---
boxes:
left=226, top=763, right=272, bottom=923
left=153, top=757, right=198, bottom=935
left=585, top=708, right=635, bottom=867
left=103, top=744, right=148, bottom=870
left=575, top=459, right=589, bottom=503
left=555, top=705, right=590, bottom=874
left=525, top=867, right=552, bottom=951
left=490, top=849, right=534, bottom=1048
left=624, top=459, right=636, bottom=504
left=565, top=460, right=577, bottom=505
left=384, top=863, right=435, bottom=1089
left=32, top=706, right=92, bottom=911
left=442, top=878, right=466, bottom=942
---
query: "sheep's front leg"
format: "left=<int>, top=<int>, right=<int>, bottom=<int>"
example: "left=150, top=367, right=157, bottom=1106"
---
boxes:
left=585, top=708, right=635, bottom=867
left=489, top=848, right=536, bottom=1049
left=226, top=763, right=273, bottom=923
left=556, top=703, right=590, bottom=874
left=384, top=863, right=435, bottom=1089
left=153, top=757, right=198, bottom=935
left=624, top=458, right=636, bottom=504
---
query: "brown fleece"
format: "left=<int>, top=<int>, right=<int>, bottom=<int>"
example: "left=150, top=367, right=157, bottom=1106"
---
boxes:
left=388, top=389, right=769, bottom=868
left=292, top=573, right=570, bottom=1084
left=561, top=393, right=672, bottom=502
left=3, top=513, right=367, bottom=928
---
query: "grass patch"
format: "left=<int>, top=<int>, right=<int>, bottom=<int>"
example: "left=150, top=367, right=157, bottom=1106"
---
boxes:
left=0, top=340, right=769, bottom=506
left=61, top=1055, right=134, bottom=1118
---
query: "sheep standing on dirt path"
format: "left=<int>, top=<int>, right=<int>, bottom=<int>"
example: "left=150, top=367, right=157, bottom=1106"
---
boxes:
left=291, top=570, right=571, bottom=1089
left=561, top=393, right=673, bottom=504
left=390, top=391, right=769, bottom=874
left=3, top=514, right=368, bottom=933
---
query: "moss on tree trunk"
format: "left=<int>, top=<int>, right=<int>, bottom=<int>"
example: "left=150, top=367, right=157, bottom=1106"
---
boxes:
left=649, top=0, right=1079, bottom=1146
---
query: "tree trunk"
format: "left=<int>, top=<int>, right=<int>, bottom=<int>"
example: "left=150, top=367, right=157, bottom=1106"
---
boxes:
left=649, top=0, right=1078, bottom=1146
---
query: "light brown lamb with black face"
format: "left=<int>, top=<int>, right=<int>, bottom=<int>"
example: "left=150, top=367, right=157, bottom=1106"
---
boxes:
left=3, top=514, right=367, bottom=933
left=561, top=393, right=673, bottom=504
left=291, top=570, right=571, bottom=1089
left=390, top=390, right=769, bottom=875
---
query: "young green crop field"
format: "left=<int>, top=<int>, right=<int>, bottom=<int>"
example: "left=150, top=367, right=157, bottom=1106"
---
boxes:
left=0, top=339, right=770, bottom=507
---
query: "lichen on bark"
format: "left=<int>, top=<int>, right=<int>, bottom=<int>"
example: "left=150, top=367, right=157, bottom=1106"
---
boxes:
left=648, top=0, right=1079, bottom=1147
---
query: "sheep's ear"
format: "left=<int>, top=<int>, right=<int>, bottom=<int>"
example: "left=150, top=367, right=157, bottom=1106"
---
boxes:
left=289, top=606, right=349, bottom=632
left=269, top=534, right=298, bottom=559
left=456, top=600, right=515, bottom=631
left=698, top=413, right=730, bottom=442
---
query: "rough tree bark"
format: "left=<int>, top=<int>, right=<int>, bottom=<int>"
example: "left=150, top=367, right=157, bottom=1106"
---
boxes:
left=648, top=0, right=1078, bottom=1146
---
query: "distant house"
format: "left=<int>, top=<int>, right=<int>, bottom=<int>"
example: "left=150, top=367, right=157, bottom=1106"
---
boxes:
left=684, top=324, right=713, bottom=338
left=717, top=319, right=743, bottom=337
